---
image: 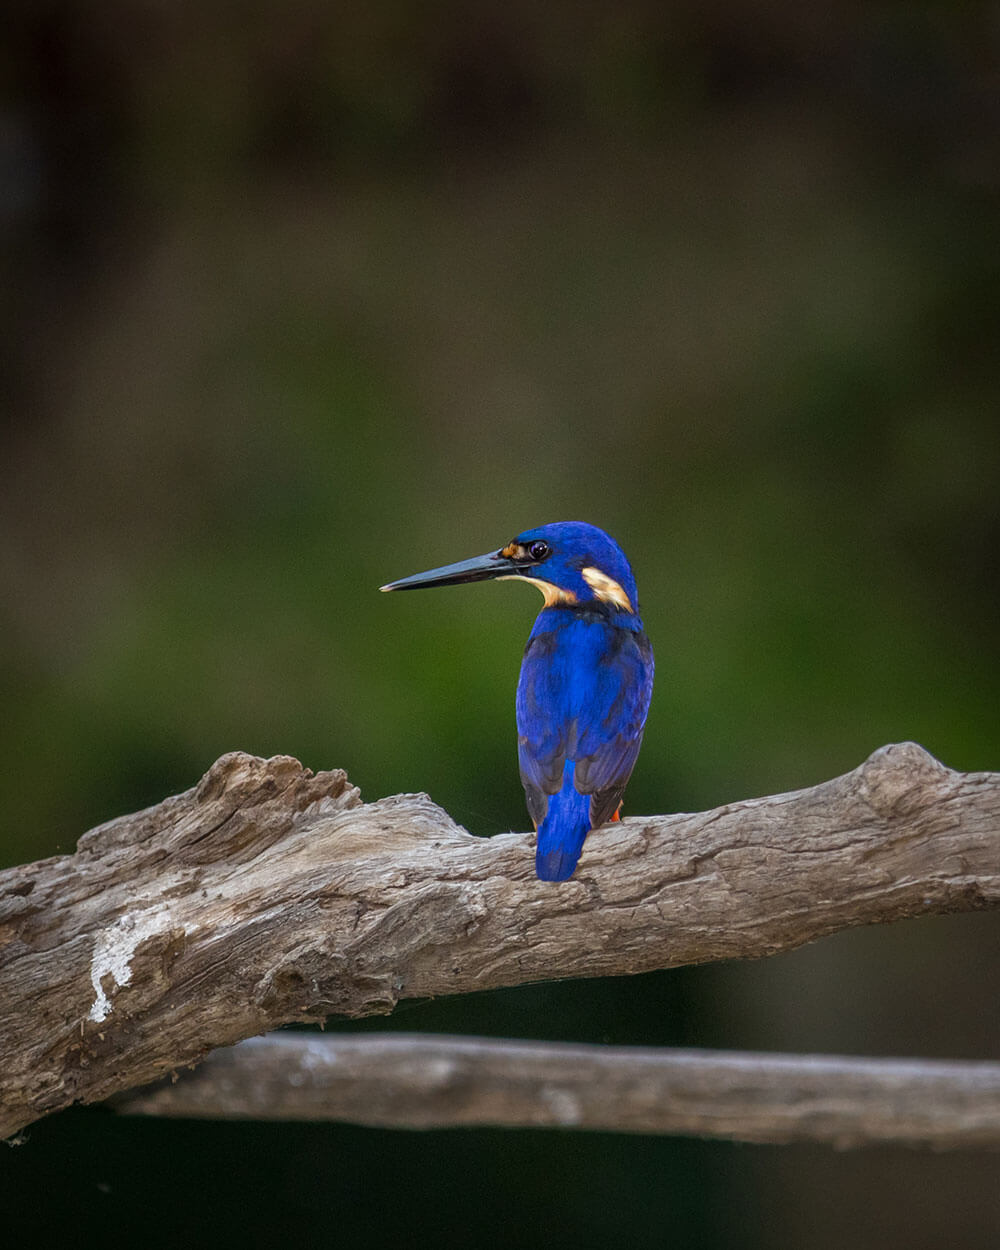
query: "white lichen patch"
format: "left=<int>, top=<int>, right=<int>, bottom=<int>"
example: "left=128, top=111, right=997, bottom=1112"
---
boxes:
left=541, top=1086, right=583, bottom=1126
left=88, top=905, right=178, bottom=1023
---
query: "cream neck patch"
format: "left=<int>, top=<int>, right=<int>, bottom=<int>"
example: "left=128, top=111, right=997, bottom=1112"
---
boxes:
left=581, top=566, right=633, bottom=612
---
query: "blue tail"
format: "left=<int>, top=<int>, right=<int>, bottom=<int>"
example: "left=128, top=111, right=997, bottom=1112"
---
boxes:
left=535, top=762, right=591, bottom=882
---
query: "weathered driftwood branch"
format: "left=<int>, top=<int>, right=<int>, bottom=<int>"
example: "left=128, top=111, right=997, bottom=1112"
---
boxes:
left=115, top=1032, right=1000, bottom=1149
left=1, top=742, right=998, bottom=1140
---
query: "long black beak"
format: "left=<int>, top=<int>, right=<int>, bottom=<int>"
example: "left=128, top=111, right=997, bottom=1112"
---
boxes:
left=380, top=549, right=525, bottom=592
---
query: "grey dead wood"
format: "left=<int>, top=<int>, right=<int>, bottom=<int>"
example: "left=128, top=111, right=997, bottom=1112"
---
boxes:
left=115, top=1032, right=1000, bottom=1149
left=1, top=742, right=998, bottom=1141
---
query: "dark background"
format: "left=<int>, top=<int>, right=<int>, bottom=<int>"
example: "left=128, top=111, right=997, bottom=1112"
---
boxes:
left=2, top=3, right=999, bottom=1247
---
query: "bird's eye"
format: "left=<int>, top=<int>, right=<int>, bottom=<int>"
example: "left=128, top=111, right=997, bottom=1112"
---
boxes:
left=528, top=541, right=550, bottom=561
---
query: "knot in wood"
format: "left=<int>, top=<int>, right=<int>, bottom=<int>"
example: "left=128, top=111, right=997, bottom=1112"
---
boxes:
left=858, top=741, right=950, bottom=821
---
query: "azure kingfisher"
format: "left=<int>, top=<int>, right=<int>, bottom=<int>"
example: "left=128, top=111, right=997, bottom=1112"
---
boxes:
left=380, top=522, right=654, bottom=882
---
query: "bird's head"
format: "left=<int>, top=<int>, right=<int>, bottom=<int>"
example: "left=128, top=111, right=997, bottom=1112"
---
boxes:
left=380, top=521, right=638, bottom=612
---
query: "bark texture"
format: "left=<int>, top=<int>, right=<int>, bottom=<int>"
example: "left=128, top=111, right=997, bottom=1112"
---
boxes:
left=1, top=742, right=998, bottom=1140
left=116, top=1032, right=1000, bottom=1148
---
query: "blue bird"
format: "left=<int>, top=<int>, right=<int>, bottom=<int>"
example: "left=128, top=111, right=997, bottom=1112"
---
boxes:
left=381, top=522, right=654, bottom=881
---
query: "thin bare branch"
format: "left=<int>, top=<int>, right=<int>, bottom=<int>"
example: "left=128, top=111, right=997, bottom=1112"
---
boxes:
left=115, top=1032, right=1000, bottom=1149
left=1, top=742, right=998, bottom=1139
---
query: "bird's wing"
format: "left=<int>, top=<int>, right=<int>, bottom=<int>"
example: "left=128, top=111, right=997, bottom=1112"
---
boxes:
left=574, top=628, right=654, bottom=827
left=517, top=619, right=653, bottom=828
left=516, top=628, right=568, bottom=826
